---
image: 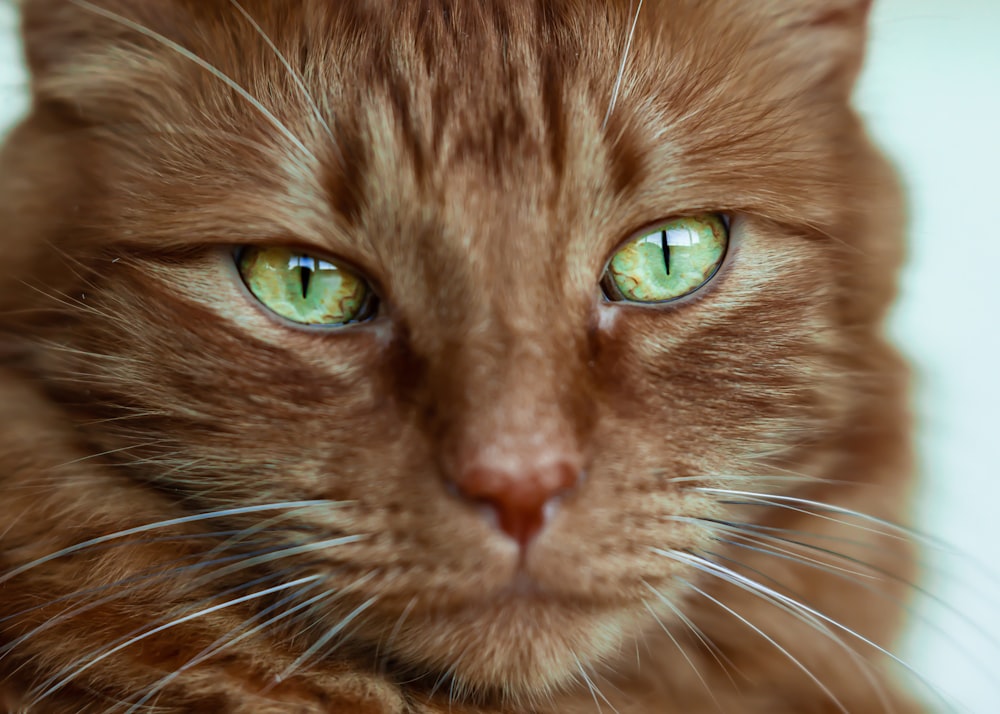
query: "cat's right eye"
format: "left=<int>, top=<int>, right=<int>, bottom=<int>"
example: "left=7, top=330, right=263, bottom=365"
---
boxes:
left=236, top=247, right=377, bottom=326
left=601, top=214, right=729, bottom=304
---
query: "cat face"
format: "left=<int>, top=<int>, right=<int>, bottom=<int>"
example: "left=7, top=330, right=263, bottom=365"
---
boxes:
left=1, top=0, right=908, bottom=706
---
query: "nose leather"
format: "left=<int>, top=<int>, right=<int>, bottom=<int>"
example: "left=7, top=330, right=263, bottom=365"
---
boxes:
left=454, top=461, right=580, bottom=546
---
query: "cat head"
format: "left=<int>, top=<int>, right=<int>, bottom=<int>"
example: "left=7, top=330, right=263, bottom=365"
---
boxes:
left=0, top=0, right=903, bottom=700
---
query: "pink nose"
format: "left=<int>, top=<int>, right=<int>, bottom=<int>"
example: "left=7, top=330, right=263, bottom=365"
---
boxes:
left=454, top=462, right=581, bottom=546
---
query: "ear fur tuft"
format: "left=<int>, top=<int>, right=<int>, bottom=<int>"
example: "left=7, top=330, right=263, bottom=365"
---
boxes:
left=761, top=0, right=874, bottom=93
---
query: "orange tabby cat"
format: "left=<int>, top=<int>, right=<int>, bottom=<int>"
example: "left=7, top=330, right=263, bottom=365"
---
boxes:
left=0, top=0, right=924, bottom=711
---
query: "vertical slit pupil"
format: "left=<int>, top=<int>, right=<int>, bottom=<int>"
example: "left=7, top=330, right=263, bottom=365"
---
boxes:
left=299, top=256, right=314, bottom=298
left=661, top=230, right=671, bottom=275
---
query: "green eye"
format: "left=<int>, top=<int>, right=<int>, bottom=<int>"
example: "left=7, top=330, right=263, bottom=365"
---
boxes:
left=602, top=215, right=729, bottom=303
left=237, top=247, right=375, bottom=326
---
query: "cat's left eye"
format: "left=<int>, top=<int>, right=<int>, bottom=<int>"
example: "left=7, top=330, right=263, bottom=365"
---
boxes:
left=601, top=214, right=729, bottom=304
left=236, top=247, right=376, bottom=326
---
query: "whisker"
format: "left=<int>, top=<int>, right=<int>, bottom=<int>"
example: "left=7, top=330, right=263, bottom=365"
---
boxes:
left=693, top=487, right=939, bottom=547
left=39, top=239, right=107, bottom=287
left=377, top=594, right=417, bottom=675
left=0, top=509, right=29, bottom=541
left=123, top=579, right=336, bottom=713
left=665, top=513, right=887, bottom=557
left=678, top=576, right=850, bottom=714
left=572, top=651, right=619, bottom=714
left=27, top=573, right=323, bottom=707
left=15, top=279, right=116, bottom=323
left=0, top=530, right=249, bottom=625
left=425, top=664, right=457, bottom=703
left=663, top=473, right=851, bottom=487
left=713, top=532, right=881, bottom=582
left=642, top=580, right=742, bottom=690
left=0, top=547, right=299, bottom=667
left=195, top=508, right=322, bottom=560
left=78, top=411, right=169, bottom=427
left=709, top=523, right=899, bottom=581
left=227, top=0, right=339, bottom=153
left=67, top=0, right=319, bottom=173
left=274, top=595, right=379, bottom=683
left=0, top=501, right=337, bottom=585
left=141, top=455, right=212, bottom=483
left=448, top=673, right=459, bottom=711
left=673, top=511, right=957, bottom=594
left=711, top=532, right=1000, bottom=688
left=662, top=549, right=955, bottom=712
left=49, top=441, right=171, bottom=470
left=640, top=595, right=722, bottom=711
left=182, top=534, right=365, bottom=589
left=601, top=0, right=644, bottom=132
left=701, top=546, right=903, bottom=712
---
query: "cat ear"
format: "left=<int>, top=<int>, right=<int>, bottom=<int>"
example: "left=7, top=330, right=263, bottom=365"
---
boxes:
left=21, top=0, right=156, bottom=69
left=758, top=0, right=874, bottom=94
left=18, top=0, right=193, bottom=114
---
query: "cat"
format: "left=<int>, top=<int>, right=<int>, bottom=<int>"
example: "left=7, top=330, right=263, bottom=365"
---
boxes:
left=0, top=0, right=926, bottom=711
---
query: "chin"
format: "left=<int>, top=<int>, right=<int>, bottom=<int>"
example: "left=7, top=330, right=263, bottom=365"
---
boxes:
left=384, top=595, right=642, bottom=702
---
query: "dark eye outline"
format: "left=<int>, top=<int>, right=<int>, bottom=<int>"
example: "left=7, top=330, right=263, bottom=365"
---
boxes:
left=600, top=214, right=731, bottom=304
left=233, top=246, right=381, bottom=328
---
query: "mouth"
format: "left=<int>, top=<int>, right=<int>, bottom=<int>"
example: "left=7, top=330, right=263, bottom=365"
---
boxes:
left=500, top=569, right=547, bottom=597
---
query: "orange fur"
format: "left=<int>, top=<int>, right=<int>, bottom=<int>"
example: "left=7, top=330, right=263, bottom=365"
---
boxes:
left=0, top=1, right=923, bottom=711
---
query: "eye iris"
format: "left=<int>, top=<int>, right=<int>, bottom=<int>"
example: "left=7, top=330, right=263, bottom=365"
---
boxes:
left=238, top=247, right=371, bottom=325
left=606, top=215, right=727, bottom=303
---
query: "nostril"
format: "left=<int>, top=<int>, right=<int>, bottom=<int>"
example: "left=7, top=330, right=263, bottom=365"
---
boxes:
left=454, top=462, right=580, bottom=546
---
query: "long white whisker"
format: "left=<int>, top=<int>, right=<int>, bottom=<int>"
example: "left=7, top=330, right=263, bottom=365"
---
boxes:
left=426, top=665, right=456, bottom=702
left=28, top=574, right=322, bottom=707
left=377, top=594, right=417, bottom=673
left=665, top=473, right=850, bottom=487
left=662, top=549, right=956, bottom=712
left=68, top=0, right=318, bottom=171
left=227, top=0, right=339, bottom=152
left=0, top=544, right=289, bottom=662
left=25, top=569, right=286, bottom=706
left=572, top=651, right=618, bottom=714
left=275, top=595, right=379, bottom=683
left=640, top=595, right=722, bottom=711
left=183, top=534, right=365, bottom=589
left=714, top=532, right=880, bottom=582
left=124, top=581, right=336, bottom=713
left=0, top=532, right=247, bottom=616
left=0, top=501, right=336, bottom=585
left=713, top=533, right=1000, bottom=685
left=679, top=576, right=850, bottom=714
left=601, top=0, right=644, bottom=132
left=695, top=487, right=939, bottom=547
left=198, top=508, right=324, bottom=562
left=448, top=674, right=460, bottom=711
left=642, top=580, right=742, bottom=689
left=694, top=548, right=899, bottom=712
left=665, top=513, right=884, bottom=555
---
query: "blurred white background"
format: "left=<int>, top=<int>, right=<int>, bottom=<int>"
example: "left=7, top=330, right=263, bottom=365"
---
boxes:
left=858, top=1, right=1000, bottom=711
left=0, top=0, right=998, bottom=711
